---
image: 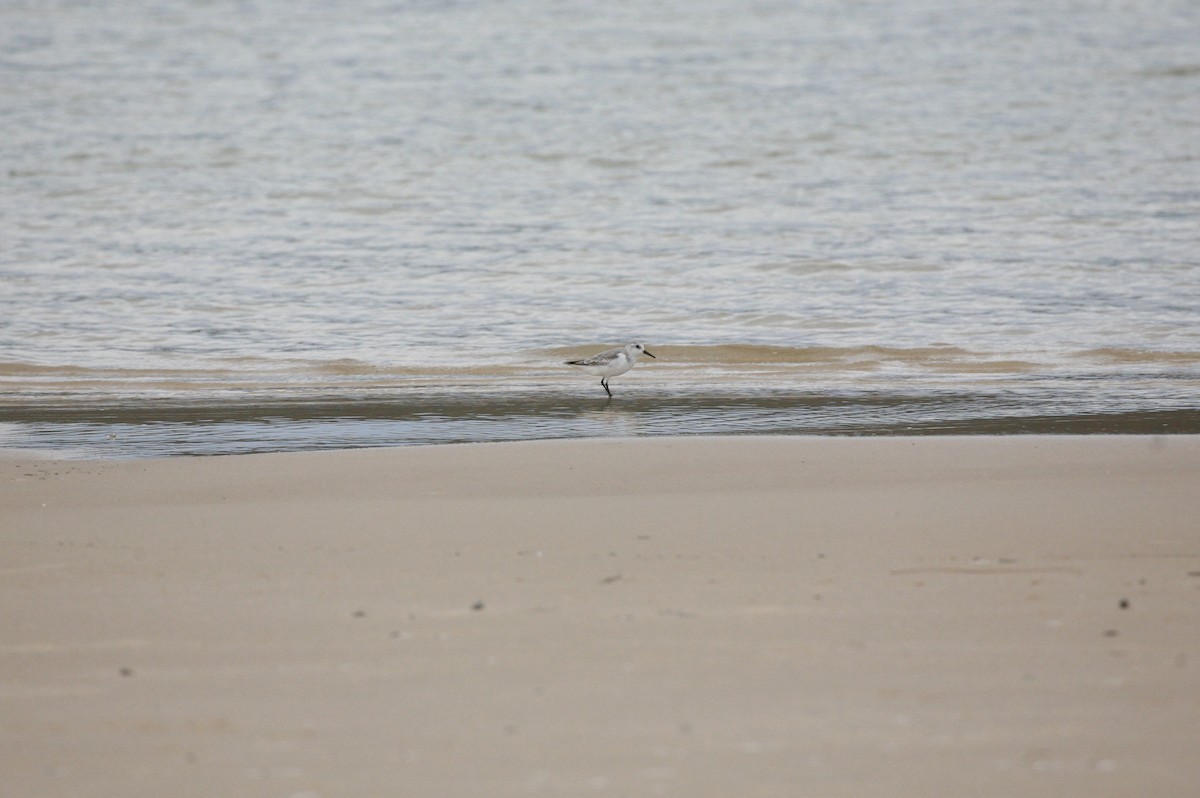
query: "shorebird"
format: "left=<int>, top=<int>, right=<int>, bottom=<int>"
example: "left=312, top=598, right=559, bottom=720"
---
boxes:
left=565, top=343, right=656, bottom=397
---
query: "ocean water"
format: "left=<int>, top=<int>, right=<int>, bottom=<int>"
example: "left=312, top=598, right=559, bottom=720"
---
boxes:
left=2, top=0, right=1198, bottom=457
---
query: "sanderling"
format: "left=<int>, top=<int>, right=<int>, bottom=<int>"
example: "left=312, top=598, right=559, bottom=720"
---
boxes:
left=565, top=343, right=657, bottom=397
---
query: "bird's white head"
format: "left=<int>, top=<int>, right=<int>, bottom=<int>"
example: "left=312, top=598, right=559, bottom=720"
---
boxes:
left=627, top=343, right=657, bottom=360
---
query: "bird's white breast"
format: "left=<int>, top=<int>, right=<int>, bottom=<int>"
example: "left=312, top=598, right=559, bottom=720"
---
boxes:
left=594, top=352, right=631, bottom=377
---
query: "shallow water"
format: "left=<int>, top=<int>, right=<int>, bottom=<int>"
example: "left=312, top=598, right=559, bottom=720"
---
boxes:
left=2, top=0, right=1198, bottom=456
left=4, top=386, right=1198, bottom=459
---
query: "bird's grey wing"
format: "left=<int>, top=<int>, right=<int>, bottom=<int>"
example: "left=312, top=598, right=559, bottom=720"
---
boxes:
left=566, top=347, right=620, bottom=366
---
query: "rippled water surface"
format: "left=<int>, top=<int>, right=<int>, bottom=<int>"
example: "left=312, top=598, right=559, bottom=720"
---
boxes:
left=2, top=0, right=1198, bottom=456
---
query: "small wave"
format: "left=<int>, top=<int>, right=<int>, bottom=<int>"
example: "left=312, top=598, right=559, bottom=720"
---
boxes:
left=302, top=360, right=527, bottom=378
left=1080, top=348, right=1200, bottom=365
left=587, top=157, right=640, bottom=169
left=0, top=358, right=531, bottom=380
left=0, top=362, right=232, bottom=378
left=0, top=362, right=70, bottom=376
left=541, top=344, right=1050, bottom=375
left=1136, top=64, right=1200, bottom=79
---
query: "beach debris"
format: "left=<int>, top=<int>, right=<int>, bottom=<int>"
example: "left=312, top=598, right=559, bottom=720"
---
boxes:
left=471, top=600, right=485, bottom=611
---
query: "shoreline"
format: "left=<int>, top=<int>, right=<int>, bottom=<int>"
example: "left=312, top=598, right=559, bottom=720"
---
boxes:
left=3, top=389, right=1199, bottom=458
left=4, top=435, right=1199, bottom=796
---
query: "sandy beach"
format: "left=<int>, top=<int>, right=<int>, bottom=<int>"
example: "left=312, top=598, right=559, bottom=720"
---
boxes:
left=3, top=435, right=1199, bottom=797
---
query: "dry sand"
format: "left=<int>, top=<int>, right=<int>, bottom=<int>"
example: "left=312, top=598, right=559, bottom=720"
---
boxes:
left=3, top=435, right=1199, bottom=797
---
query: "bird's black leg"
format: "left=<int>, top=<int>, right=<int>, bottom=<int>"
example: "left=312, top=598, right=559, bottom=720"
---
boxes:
left=601, top=378, right=612, bottom=397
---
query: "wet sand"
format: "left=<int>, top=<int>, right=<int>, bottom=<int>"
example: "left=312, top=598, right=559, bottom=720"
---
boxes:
left=3, top=436, right=1199, bottom=796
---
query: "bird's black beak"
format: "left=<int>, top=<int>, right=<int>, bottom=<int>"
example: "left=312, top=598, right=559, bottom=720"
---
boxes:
left=644, top=349, right=657, bottom=358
